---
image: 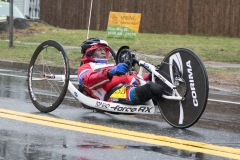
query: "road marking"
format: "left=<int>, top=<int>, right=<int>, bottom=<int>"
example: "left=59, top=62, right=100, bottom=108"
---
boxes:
left=208, top=98, right=240, bottom=105
left=0, top=73, right=27, bottom=78
left=0, top=108, right=240, bottom=159
left=2, top=72, right=240, bottom=105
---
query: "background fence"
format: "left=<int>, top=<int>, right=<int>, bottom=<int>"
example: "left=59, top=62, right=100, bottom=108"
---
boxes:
left=40, top=0, right=240, bottom=37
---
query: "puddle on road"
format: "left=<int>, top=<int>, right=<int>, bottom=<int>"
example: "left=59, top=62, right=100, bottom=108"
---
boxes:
left=0, top=129, right=209, bottom=160
left=0, top=70, right=80, bottom=107
left=0, top=130, right=81, bottom=160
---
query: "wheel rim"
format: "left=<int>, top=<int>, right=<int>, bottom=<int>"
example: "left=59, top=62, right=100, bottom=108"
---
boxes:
left=28, top=40, right=69, bottom=112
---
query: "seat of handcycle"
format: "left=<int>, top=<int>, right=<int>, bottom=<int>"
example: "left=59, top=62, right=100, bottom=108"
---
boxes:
left=78, top=83, right=145, bottom=109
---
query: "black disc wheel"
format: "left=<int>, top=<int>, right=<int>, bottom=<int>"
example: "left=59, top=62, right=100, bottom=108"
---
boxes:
left=27, top=40, right=70, bottom=113
left=156, top=48, right=209, bottom=128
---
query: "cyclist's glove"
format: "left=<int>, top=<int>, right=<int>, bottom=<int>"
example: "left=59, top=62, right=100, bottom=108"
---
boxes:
left=108, top=63, right=129, bottom=78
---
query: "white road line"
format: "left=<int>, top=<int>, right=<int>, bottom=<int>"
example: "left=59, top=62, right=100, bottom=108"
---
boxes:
left=1, top=73, right=240, bottom=105
left=208, top=98, right=240, bottom=105
left=0, top=73, right=27, bottom=79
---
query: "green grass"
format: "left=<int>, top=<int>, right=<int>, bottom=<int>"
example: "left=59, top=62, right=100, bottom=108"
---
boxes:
left=0, top=41, right=37, bottom=62
left=1, top=26, right=240, bottom=68
left=15, top=30, right=240, bottom=63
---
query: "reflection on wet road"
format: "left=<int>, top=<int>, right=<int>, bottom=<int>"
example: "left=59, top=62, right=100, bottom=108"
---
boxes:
left=0, top=129, right=205, bottom=160
left=0, top=69, right=240, bottom=160
left=1, top=108, right=240, bottom=159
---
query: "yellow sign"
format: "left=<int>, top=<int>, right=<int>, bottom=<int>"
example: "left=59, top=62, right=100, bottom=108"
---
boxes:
left=107, top=12, right=141, bottom=39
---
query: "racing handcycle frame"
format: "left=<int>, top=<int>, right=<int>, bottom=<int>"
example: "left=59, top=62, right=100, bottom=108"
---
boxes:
left=28, top=40, right=209, bottom=128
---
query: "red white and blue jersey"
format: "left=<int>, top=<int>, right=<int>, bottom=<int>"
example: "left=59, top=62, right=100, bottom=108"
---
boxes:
left=78, top=62, right=138, bottom=100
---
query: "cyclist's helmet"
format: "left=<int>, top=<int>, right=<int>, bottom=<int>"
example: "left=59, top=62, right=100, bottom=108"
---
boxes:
left=80, top=37, right=110, bottom=64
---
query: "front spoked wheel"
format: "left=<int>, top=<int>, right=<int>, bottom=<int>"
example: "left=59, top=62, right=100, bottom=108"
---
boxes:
left=157, top=48, right=209, bottom=128
left=27, top=40, right=70, bottom=113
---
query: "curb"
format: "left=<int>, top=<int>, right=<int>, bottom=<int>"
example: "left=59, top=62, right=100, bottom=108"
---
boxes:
left=0, top=60, right=78, bottom=74
left=1, top=59, right=240, bottom=72
left=1, top=41, right=240, bottom=70
left=0, top=60, right=29, bottom=71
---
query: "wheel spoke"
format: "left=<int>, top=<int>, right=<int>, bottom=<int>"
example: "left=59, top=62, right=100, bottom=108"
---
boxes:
left=28, top=40, right=69, bottom=112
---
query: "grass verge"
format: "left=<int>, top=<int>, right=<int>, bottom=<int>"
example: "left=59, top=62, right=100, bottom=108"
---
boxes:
left=1, top=21, right=240, bottom=68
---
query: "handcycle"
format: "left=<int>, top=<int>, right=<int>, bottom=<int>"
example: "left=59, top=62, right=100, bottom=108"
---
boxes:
left=27, top=40, right=209, bottom=129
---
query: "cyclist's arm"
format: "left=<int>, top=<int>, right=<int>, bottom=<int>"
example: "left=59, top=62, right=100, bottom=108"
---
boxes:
left=78, top=64, right=112, bottom=90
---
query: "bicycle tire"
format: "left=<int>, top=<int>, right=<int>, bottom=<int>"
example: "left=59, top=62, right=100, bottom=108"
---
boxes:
left=27, top=40, right=70, bottom=113
left=156, top=48, right=209, bottom=128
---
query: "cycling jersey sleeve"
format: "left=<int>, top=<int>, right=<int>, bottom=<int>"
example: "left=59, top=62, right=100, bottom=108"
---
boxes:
left=78, top=63, right=112, bottom=90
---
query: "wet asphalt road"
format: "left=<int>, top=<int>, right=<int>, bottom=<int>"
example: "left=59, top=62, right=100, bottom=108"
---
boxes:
left=0, top=68, right=240, bottom=160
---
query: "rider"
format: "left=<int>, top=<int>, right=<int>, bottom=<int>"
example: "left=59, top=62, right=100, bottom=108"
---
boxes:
left=77, top=37, right=164, bottom=104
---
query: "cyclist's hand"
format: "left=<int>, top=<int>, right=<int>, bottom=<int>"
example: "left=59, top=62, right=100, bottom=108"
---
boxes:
left=109, top=63, right=129, bottom=76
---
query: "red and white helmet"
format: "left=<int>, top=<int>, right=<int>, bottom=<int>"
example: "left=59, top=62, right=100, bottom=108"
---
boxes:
left=80, top=37, right=110, bottom=63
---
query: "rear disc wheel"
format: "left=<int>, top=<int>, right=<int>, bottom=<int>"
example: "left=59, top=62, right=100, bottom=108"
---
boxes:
left=156, top=48, right=209, bottom=128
